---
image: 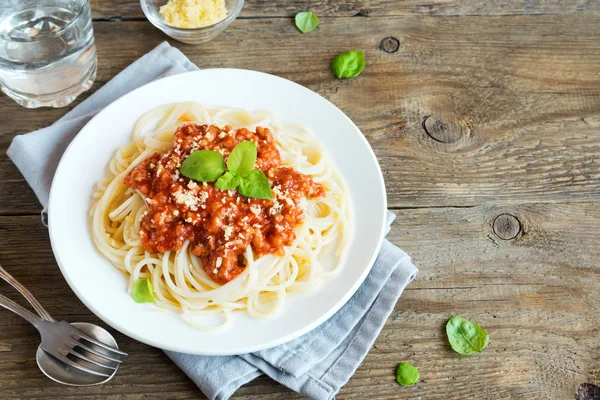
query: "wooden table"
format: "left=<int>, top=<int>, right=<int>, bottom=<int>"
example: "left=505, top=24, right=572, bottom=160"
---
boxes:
left=1, top=1, right=599, bottom=399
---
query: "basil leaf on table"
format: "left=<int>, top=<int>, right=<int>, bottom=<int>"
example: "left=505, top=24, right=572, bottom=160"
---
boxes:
left=396, top=362, right=419, bottom=386
left=295, top=11, right=320, bottom=33
left=132, top=278, right=155, bottom=303
left=331, top=50, right=365, bottom=79
left=238, top=170, right=273, bottom=199
left=446, top=315, right=489, bottom=355
left=215, top=171, right=241, bottom=190
left=227, top=141, right=256, bottom=177
left=180, top=150, right=226, bottom=182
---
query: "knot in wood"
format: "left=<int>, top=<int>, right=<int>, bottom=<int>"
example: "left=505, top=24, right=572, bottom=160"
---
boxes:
left=353, top=9, right=371, bottom=17
left=576, top=383, right=600, bottom=400
left=423, top=115, right=463, bottom=143
left=493, top=214, right=521, bottom=240
left=380, top=37, right=400, bottom=53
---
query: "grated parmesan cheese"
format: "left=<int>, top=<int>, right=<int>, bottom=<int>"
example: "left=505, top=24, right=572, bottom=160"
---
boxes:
left=270, top=200, right=283, bottom=215
left=272, top=185, right=283, bottom=198
left=173, top=189, right=208, bottom=212
left=250, top=205, right=261, bottom=215
left=223, top=225, right=233, bottom=240
left=174, top=191, right=198, bottom=208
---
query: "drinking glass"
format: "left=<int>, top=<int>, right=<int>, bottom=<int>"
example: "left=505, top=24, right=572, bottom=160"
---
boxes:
left=0, top=0, right=96, bottom=108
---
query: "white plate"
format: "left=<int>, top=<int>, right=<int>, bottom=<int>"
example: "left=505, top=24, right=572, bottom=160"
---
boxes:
left=48, top=69, right=386, bottom=355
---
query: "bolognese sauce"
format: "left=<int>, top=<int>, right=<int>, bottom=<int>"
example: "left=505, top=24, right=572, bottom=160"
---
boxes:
left=124, top=124, right=325, bottom=284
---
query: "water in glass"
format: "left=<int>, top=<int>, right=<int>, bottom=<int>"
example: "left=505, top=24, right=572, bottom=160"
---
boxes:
left=0, top=0, right=96, bottom=108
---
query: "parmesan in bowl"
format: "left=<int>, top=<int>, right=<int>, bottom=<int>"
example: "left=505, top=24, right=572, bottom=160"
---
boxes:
left=141, top=0, right=244, bottom=44
left=159, top=0, right=227, bottom=29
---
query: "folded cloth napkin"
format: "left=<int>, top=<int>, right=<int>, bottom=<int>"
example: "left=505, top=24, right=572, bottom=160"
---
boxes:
left=7, top=42, right=418, bottom=400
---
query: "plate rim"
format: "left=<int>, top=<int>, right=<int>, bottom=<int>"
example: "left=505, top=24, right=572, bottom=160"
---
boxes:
left=48, top=68, right=387, bottom=355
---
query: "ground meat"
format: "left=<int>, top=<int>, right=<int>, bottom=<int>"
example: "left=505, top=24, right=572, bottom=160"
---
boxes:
left=124, top=124, right=324, bottom=284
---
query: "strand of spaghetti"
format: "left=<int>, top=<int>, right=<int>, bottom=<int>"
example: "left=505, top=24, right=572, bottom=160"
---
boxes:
left=181, top=306, right=232, bottom=332
left=189, top=254, right=221, bottom=289
left=182, top=254, right=215, bottom=293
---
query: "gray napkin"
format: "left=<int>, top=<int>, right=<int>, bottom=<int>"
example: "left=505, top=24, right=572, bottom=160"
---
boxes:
left=7, top=42, right=418, bottom=400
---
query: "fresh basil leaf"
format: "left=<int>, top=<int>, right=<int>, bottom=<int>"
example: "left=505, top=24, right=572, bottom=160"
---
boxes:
left=396, top=362, right=419, bottom=386
left=180, top=150, right=226, bottom=182
left=132, top=278, right=155, bottom=303
left=215, top=171, right=241, bottom=190
left=295, top=11, right=320, bottom=33
left=238, top=170, right=272, bottom=199
left=331, top=50, right=366, bottom=79
left=227, top=141, right=256, bottom=178
left=446, top=316, right=489, bottom=355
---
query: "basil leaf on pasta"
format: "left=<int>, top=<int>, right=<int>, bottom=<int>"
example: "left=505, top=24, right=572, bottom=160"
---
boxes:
left=132, top=278, right=155, bottom=303
left=180, top=150, right=226, bottom=182
left=295, top=11, right=320, bottom=33
left=331, top=50, right=366, bottom=79
left=215, top=171, right=241, bottom=190
left=238, top=170, right=273, bottom=199
left=227, top=141, right=256, bottom=177
left=446, top=316, right=489, bottom=355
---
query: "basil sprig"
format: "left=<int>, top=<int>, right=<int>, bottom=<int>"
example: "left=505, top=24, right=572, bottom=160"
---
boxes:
left=396, top=362, right=419, bottom=386
left=295, top=11, right=320, bottom=33
left=226, top=141, right=256, bottom=177
left=132, top=278, right=155, bottom=303
left=180, top=141, right=272, bottom=200
left=238, top=169, right=273, bottom=199
left=180, top=150, right=226, bottom=182
left=215, top=171, right=240, bottom=190
left=446, top=316, right=489, bottom=355
left=331, top=50, right=366, bottom=79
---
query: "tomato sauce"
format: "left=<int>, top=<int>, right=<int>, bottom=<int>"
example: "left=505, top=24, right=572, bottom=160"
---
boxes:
left=124, top=124, right=324, bottom=284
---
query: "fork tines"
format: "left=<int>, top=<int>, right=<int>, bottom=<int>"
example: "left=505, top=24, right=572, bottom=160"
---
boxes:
left=53, top=353, right=113, bottom=377
left=71, top=330, right=128, bottom=356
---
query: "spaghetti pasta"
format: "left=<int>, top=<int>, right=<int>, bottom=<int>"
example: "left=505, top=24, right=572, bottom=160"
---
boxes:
left=91, top=102, right=350, bottom=331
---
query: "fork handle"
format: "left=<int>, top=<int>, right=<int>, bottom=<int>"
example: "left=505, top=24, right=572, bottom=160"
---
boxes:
left=0, top=293, right=43, bottom=328
left=0, top=264, right=54, bottom=321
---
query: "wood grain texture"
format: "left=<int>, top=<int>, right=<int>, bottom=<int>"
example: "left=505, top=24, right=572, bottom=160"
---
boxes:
left=2, top=15, right=600, bottom=213
left=1, top=203, right=599, bottom=399
left=88, top=0, right=600, bottom=19
left=2, top=1, right=600, bottom=398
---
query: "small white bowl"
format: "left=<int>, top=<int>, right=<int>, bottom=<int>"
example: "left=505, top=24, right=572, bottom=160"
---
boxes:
left=140, top=0, right=244, bottom=44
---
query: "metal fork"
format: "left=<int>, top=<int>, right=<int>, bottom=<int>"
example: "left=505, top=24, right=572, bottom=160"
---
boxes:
left=0, top=264, right=127, bottom=377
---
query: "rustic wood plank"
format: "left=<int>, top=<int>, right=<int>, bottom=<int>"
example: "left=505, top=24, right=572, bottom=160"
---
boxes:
left=2, top=15, right=600, bottom=213
left=89, top=0, right=600, bottom=19
left=1, top=202, right=599, bottom=399
left=0, top=344, right=12, bottom=352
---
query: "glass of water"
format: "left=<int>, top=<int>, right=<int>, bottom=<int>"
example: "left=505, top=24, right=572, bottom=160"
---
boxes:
left=0, top=0, right=96, bottom=108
